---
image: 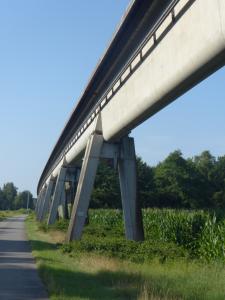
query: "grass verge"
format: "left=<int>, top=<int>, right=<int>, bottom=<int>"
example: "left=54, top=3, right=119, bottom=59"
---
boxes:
left=26, top=214, right=225, bottom=300
left=0, top=209, right=28, bottom=221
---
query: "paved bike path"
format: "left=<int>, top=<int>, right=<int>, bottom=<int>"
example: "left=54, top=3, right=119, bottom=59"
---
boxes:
left=0, top=215, right=49, bottom=300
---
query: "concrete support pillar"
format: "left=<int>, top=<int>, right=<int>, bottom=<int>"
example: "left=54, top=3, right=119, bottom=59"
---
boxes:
left=36, top=188, right=46, bottom=220
left=66, top=132, right=103, bottom=241
left=47, top=166, right=67, bottom=226
left=66, top=175, right=78, bottom=218
left=58, top=188, right=67, bottom=219
left=39, top=178, right=54, bottom=221
left=42, top=112, right=143, bottom=241
left=118, top=136, right=144, bottom=241
left=64, top=167, right=80, bottom=219
left=64, top=188, right=69, bottom=219
left=35, top=193, right=41, bottom=214
left=35, top=190, right=43, bottom=215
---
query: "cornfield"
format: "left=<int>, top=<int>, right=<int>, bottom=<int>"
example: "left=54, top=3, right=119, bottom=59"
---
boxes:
left=88, top=208, right=225, bottom=261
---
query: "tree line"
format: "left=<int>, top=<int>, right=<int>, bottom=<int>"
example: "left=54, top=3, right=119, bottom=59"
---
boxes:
left=91, top=150, right=225, bottom=210
left=1, top=150, right=224, bottom=211
left=0, top=183, right=34, bottom=210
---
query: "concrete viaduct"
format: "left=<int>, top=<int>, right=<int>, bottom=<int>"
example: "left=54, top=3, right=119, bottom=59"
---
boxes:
left=35, top=0, right=225, bottom=242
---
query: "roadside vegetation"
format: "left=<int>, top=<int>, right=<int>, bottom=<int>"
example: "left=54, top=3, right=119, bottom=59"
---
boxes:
left=23, top=150, right=225, bottom=298
left=26, top=209, right=225, bottom=300
left=0, top=209, right=28, bottom=221
left=62, top=209, right=225, bottom=263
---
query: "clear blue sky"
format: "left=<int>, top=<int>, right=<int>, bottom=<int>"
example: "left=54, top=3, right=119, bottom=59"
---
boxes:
left=0, top=0, right=225, bottom=196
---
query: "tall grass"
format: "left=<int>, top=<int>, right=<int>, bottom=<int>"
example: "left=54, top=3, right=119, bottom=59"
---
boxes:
left=42, top=208, right=225, bottom=262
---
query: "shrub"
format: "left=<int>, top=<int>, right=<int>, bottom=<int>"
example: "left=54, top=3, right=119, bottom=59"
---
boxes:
left=49, top=208, right=225, bottom=262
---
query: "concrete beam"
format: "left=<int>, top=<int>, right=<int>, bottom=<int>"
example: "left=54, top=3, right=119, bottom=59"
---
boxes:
left=66, top=132, right=103, bottom=241
left=47, top=166, right=67, bottom=226
left=118, top=136, right=144, bottom=241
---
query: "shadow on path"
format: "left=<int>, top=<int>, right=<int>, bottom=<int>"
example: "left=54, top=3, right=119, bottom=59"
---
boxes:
left=0, top=240, right=31, bottom=253
left=0, top=216, right=49, bottom=300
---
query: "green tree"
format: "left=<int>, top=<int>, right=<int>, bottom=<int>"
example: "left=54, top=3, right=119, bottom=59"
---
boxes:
left=154, top=150, right=202, bottom=208
left=82, top=151, right=225, bottom=210
left=211, top=155, right=225, bottom=209
left=91, top=157, right=156, bottom=209
left=14, top=191, right=34, bottom=210
left=136, top=156, right=155, bottom=207
left=0, top=188, right=5, bottom=210
left=2, top=182, right=17, bottom=210
left=193, top=151, right=217, bottom=208
left=91, top=160, right=121, bottom=208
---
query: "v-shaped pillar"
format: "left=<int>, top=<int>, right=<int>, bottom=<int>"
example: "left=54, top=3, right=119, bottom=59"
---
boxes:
left=66, top=114, right=144, bottom=242
left=63, top=168, right=80, bottom=219
left=39, top=178, right=55, bottom=221
left=36, top=187, right=47, bottom=220
left=47, top=166, right=67, bottom=226
left=67, top=131, right=103, bottom=241
left=35, top=191, right=42, bottom=215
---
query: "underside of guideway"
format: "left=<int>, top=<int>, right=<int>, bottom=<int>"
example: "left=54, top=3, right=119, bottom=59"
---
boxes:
left=38, top=0, right=179, bottom=193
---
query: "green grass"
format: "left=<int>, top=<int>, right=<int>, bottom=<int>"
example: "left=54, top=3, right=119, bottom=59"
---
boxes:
left=26, top=214, right=225, bottom=300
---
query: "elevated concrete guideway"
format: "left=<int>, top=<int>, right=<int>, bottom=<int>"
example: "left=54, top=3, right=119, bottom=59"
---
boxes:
left=0, top=216, right=49, bottom=300
left=36, top=0, right=225, bottom=242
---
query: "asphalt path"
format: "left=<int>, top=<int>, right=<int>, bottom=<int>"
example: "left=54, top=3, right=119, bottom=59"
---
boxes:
left=0, top=215, right=49, bottom=300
